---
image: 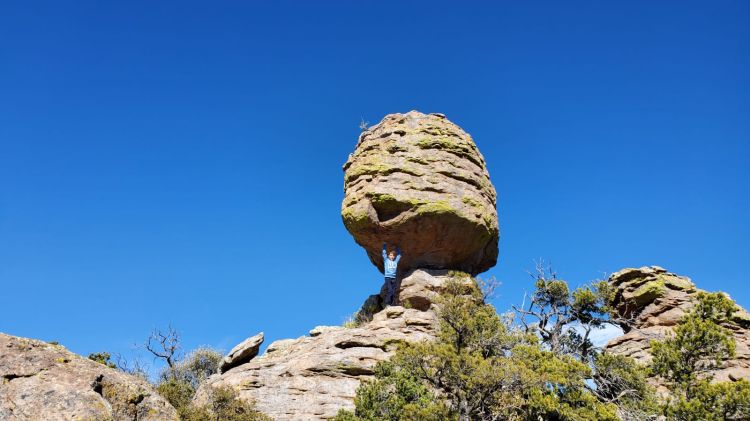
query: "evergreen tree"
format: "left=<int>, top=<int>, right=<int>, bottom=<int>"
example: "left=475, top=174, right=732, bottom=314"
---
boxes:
left=650, top=292, right=750, bottom=420
left=336, top=274, right=653, bottom=421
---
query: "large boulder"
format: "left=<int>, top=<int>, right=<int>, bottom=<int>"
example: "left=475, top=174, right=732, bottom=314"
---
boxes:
left=341, top=111, right=499, bottom=276
left=195, top=270, right=470, bottom=420
left=605, top=266, right=750, bottom=383
left=219, top=332, right=264, bottom=374
left=0, top=333, right=177, bottom=421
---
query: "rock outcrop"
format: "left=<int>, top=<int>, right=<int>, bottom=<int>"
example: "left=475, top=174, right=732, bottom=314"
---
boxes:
left=0, top=333, right=177, bottom=421
left=196, top=269, right=467, bottom=420
left=195, top=112, right=500, bottom=419
left=219, top=332, right=264, bottom=374
left=341, top=111, right=499, bottom=276
left=605, top=266, right=750, bottom=383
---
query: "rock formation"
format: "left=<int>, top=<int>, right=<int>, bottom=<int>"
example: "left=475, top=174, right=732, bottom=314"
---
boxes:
left=605, top=266, right=750, bottom=383
left=195, top=111, right=500, bottom=420
left=219, top=332, right=264, bottom=374
left=341, top=111, right=499, bottom=276
left=0, top=333, right=177, bottom=421
left=196, top=269, right=466, bottom=420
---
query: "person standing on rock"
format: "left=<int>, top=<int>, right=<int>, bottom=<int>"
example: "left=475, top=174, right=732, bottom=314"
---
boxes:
left=382, top=243, right=401, bottom=305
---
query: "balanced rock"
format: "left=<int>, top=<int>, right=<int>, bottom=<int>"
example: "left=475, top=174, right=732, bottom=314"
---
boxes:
left=605, top=266, right=750, bottom=383
left=341, top=111, right=499, bottom=276
left=219, top=332, right=264, bottom=374
left=195, top=270, right=470, bottom=420
left=0, top=333, right=177, bottom=421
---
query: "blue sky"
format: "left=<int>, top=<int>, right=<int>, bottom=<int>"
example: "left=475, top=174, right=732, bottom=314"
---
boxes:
left=1, top=1, right=748, bottom=373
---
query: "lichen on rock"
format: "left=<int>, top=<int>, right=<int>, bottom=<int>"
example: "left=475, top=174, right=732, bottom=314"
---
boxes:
left=0, top=333, right=177, bottom=421
left=341, top=111, right=499, bottom=276
left=194, top=269, right=466, bottom=421
left=605, top=266, right=750, bottom=384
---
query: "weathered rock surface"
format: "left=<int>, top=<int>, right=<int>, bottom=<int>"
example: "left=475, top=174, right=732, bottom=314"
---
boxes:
left=341, top=111, right=499, bottom=276
left=196, top=270, right=466, bottom=420
left=0, top=333, right=177, bottom=421
left=219, top=332, right=264, bottom=374
left=396, top=269, right=463, bottom=311
left=605, top=266, right=750, bottom=383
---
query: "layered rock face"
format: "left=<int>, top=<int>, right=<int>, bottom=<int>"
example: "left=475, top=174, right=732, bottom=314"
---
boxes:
left=342, top=111, right=499, bottom=276
left=605, top=266, right=750, bottom=383
left=0, top=333, right=177, bottom=421
left=196, top=269, right=463, bottom=420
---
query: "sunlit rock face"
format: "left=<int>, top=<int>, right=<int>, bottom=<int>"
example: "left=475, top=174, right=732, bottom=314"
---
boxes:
left=195, top=270, right=473, bottom=420
left=605, top=266, right=750, bottom=383
left=341, top=110, right=499, bottom=276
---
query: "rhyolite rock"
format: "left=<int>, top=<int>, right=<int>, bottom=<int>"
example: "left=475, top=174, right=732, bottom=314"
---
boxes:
left=605, top=266, right=750, bottom=383
left=341, top=111, right=499, bottom=276
left=195, top=270, right=470, bottom=420
left=219, top=332, right=264, bottom=374
left=0, top=333, right=177, bottom=421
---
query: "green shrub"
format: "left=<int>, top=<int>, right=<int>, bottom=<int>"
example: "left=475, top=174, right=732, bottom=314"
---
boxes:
left=156, top=379, right=195, bottom=412
left=339, top=277, right=646, bottom=420
left=651, top=292, right=750, bottom=419
left=179, top=385, right=270, bottom=421
left=88, top=352, right=116, bottom=368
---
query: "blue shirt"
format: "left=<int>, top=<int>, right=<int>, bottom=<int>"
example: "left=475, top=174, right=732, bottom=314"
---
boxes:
left=382, top=244, right=401, bottom=278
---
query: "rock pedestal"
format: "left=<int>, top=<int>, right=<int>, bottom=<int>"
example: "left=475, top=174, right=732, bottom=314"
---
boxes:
left=196, top=112, right=500, bottom=419
left=341, top=111, right=499, bottom=276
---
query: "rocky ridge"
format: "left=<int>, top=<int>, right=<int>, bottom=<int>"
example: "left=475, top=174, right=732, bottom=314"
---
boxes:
left=196, top=269, right=463, bottom=420
left=605, top=266, right=750, bottom=383
left=0, top=333, right=177, bottom=421
left=341, top=111, right=499, bottom=276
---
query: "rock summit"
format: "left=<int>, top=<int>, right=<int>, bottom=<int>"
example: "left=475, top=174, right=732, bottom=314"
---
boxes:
left=342, top=111, right=499, bottom=276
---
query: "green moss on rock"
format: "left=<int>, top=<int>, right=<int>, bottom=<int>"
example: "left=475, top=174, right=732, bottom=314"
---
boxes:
left=415, top=200, right=458, bottom=216
left=661, top=275, right=695, bottom=292
left=631, top=280, right=666, bottom=306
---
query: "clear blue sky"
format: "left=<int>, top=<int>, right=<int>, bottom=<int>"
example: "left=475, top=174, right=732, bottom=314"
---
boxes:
left=1, top=1, right=748, bottom=372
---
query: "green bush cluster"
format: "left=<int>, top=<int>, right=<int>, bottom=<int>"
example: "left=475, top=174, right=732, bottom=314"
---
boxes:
left=651, top=292, right=750, bottom=420
left=152, top=347, right=270, bottom=420
left=335, top=278, right=644, bottom=421
left=337, top=275, right=750, bottom=421
left=88, top=351, right=117, bottom=368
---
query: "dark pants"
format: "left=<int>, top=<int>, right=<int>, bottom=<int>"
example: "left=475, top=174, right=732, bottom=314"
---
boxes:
left=384, top=277, right=397, bottom=305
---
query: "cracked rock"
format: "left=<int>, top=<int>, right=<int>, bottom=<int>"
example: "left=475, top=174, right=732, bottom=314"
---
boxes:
left=0, top=333, right=177, bottom=421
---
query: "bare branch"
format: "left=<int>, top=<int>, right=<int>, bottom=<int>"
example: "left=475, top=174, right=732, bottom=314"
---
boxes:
left=145, top=324, right=181, bottom=370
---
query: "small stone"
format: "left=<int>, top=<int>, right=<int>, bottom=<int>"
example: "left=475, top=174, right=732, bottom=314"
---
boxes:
left=309, top=326, right=340, bottom=337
